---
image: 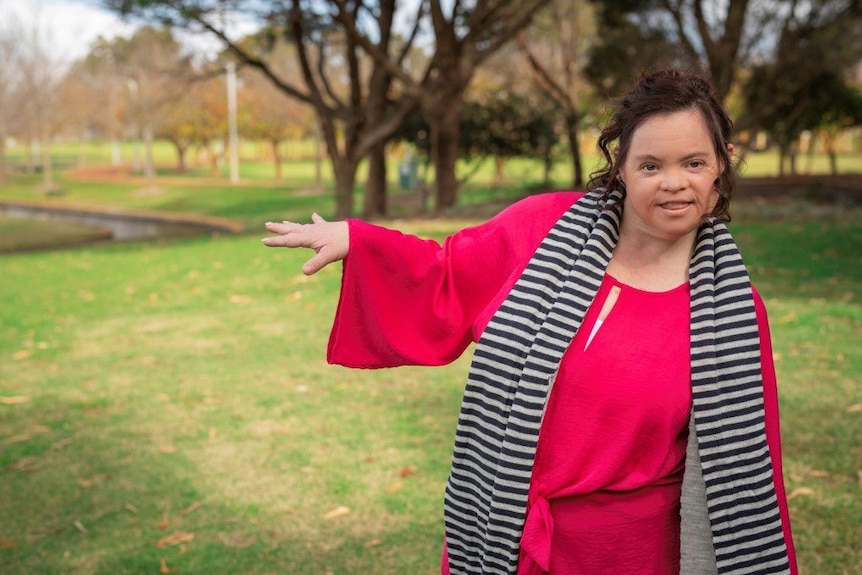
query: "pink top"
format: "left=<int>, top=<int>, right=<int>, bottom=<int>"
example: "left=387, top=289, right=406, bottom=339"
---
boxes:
left=326, top=192, right=797, bottom=575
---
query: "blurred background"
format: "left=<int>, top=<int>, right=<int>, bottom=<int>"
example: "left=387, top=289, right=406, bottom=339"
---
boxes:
left=0, top=1, right=860, bottom=574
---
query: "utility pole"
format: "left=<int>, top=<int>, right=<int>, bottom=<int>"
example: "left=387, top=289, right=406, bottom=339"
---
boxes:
left=226, top=62, right=239, bottom=185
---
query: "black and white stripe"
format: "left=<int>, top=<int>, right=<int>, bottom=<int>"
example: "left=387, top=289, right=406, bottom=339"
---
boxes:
left=443, top=189, right=791, bottom=574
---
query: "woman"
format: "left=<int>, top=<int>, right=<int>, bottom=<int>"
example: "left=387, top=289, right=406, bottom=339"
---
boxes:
left=263, top=69, right=798, bottom=575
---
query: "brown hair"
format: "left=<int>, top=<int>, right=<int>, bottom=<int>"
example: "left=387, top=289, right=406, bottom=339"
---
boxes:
left=588, top=69, right=735, bottom=221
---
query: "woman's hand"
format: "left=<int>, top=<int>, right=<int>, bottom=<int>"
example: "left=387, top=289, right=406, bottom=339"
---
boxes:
left=262, top=213, right=349, bottom=275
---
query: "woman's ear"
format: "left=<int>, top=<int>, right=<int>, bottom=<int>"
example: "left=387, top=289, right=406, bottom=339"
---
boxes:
left=727, top=143, right=735, bottom=156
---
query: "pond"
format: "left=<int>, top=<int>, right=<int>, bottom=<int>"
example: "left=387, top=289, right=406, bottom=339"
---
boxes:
left=0, top=201, right=243, bottom=243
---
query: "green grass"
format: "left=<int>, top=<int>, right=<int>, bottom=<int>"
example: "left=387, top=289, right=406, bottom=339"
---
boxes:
left=0, top=153, right=860, bottom=573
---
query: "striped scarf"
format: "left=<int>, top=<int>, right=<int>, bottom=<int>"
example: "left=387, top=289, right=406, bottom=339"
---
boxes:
left=443, top=189, right=791, bottom=574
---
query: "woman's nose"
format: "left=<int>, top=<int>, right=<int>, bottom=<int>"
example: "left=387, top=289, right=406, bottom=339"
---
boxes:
left=659, top=168, right=686, bottom=191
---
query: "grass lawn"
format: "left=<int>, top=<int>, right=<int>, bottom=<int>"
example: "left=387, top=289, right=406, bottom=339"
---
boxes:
left=0, top=157, right=860, bottom=574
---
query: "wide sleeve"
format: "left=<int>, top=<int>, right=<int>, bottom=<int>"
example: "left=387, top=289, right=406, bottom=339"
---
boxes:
left=753, top=287, right=799, bottom=575
left=327, top=192, right=583, bottom=369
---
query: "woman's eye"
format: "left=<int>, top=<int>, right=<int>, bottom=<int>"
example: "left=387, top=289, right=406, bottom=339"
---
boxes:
left=642, top=164, right=657, bottom=172
left=688, top=160, right=704, bottom=168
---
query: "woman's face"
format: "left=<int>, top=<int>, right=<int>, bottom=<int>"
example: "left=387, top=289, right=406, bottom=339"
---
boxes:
left=618, top=108, right=724, bottom=245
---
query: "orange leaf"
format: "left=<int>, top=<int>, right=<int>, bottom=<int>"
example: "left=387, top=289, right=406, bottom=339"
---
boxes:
left=157, top=531, right=195, bottom=548
left=386, top=482, right=403, bottom=494
left=160, top=558, right=171, bottom=574
left=399, top=466, right=417, bottom=478
left=3, top=434, right=31, bottom=444
left=323, top=506, right=351, bottom=520
left=787, top=487, right=815, bottom=501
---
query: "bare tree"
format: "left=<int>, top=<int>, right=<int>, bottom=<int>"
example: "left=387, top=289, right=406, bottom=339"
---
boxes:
left=15, top=16, right=65, bottom=190
left=518, top=0, right=596, bottom=187
left=0, top=17, right=22, bottom=182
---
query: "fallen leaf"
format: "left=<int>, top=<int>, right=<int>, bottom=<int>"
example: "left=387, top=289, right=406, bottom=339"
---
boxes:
left=0, top=539, right=17, bottom=550
left=285, top=291, right=303, bottom=302
left=158, top=513, right=170, bottom=530
left=180, top=501, right=204, bottom=516
left=78, top=478, right=94, bottom=489
left=364, top=539, right=384, bottom=548
left=11, top=350, right=33, bottom=361
left=386, top=482, right=403, bottom=494
left=323, top=506, right=351, bottom=520
left=217, top=532, right=257, bottom=549
left=53, top=439, right=72, bottom=450
left=73, top=520, right=89, bottom=535
left=157, top=531, right=195, bottom=548
left=0, top=396, right=29, bottom=405
left=846, top=404, right=862, bottom=413
left=160, top=558, right=171, bottom=574
left=3, top=434, right=32, bottom=444
left=125, top=503, right=139, bottom=514
left=807, top=470, right=830, bottom=478
left=399, top=466, right=417, bottom=478
left=787, top=487, right=815, bottom=501
left=6, top=456, right=37, bottom=471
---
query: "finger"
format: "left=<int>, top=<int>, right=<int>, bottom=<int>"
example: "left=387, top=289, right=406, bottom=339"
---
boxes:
left=302, top=249, right=339, bottom=275
left=261, top=233, right=312, bottom=248
left=311, top=212, right=326, bottom=224
left=265, top=221, right=301, bottom=234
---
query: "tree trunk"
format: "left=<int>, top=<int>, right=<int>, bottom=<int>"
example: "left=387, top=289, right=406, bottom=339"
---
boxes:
left=175, top=142, right=187, bottom=173
left=494, top=157, right=506, bottom=187
left=314, top=122, right=323, bottom=189
left=332, top=159, right=358, bottom=220
left=143, top=121, right=155, bottom=180
left=826, top=135, right=838, bottom=175
left=40, top=124, right=53, bottom=189
left=271, top=139, right=282, bottom=180
left=205, top=141, right=219, bottom=175
left=363, top=142, right=387, bottom=218
left=27, top=139, right=36, bottom=174
left=428, top=93, right=464, bottom=211
left=565, top=113, right=584, bottom=187
left=77, top=135, right=87, bottom=168
left=0, top=128, right=6, bottom=182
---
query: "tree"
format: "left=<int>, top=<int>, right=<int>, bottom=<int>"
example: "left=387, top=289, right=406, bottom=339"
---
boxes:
left=105, top=0, right=550, bottom=216
left=0, top=17, right=21, bottom=181
left=104, top=1, right=422, bottom=219
left=346, top=0, right=552, bottom=209
left=739, top=2, right=862, bottom=174
left=87, top=26, right=193, bottom=179
left=155, top=75, right=226, bottom=173
left=232, top=33, right=317, bottom=181
left=518, top=0, right=596, bottom=187
left=15, top=16, right=65, bottom=189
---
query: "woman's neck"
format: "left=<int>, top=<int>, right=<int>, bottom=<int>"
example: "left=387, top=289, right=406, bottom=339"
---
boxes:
left=607, top=227, right=697, bottom=292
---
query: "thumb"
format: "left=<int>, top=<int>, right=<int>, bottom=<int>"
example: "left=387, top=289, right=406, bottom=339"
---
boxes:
left=311, top=212, right=326, bottom=224
left=302, top=250, right=333, bottom=275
